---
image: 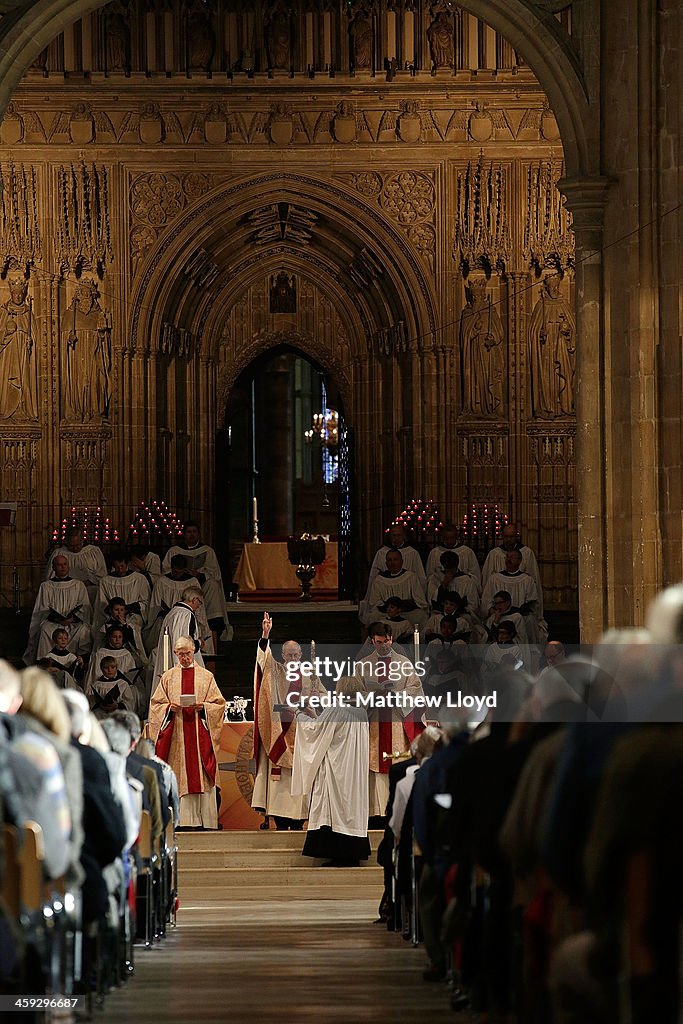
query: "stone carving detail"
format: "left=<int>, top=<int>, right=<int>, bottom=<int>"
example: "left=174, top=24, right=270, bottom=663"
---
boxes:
left=349, top=171, right=382, bottom=197
left=247, top=203, right=317, bottom=245
left=186, top=0, right=216, bottom=72
left=374, top=321, right=408, bottom=358
left=379, top=171, right=434, bottom=224
left=427, top=8, right=454, bottom=69
left=56, top=163, right=113, bottom=276
left=529, top=272, right=576, bottom=419
left=265, top=5, right=291, bottom=70
left=1, top=439, right=37, bottom=507
left=458, top=275, right=505, bottom=418
left=345, top=170, right=436, bottom=267
left=523, top=160, right=574, bottom=273
left=182, top=248, right=219, bottom=288
left=61, top=278, right=112, bottom=422
left=349, top=5, right=373, bottom=69
left=332, top=102, right=357, bottom=144
left=160, top=322, right=192, bottom=358
left=0, top=163, right=41, bottom=272
left=129, top=171, right=216, bottom=274
left=269, top=272, right=296, bottom=314
left=0, top=277, right=38, bottom=421
left=60, top=432, right=109, bottom=509
left=105, top=4, right=131, bottom=73
left=453, top=157, right=512, bottom=275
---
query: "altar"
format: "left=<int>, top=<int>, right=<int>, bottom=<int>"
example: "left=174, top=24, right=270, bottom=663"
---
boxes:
left=216, top=721, right=263, bottom=830
left=234, top=541, right=338, bottom=601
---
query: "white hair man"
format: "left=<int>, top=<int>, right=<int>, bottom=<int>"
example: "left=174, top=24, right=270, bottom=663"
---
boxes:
left=148, top=635, right=225, bottom=829
left=252, top=612, right=324, bottom=830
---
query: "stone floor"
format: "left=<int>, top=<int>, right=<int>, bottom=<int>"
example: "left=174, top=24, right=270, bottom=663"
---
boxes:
left=101, top=898, right=455, bottom=1024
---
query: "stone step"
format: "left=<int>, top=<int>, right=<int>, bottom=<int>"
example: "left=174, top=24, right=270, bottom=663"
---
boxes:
left=176, top=829, right=383, bottom=853
left=180, top=865, right=381, bottom=886
left=178, top=848, right=380, bottom=868
left=178, top=885, right=380, bottom=903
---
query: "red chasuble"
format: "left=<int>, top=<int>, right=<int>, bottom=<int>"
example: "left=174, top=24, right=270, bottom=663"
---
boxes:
left=157, top=665, right=217, bottom=792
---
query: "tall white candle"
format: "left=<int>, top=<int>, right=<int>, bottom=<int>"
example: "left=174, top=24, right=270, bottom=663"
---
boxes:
left=413, top=625, right=420, bottom=665
left=252, top=496, right=258, bottom=525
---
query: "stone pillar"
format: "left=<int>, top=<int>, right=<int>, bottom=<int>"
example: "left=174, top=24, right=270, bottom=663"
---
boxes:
left=560, top=176, right=610, bottom=641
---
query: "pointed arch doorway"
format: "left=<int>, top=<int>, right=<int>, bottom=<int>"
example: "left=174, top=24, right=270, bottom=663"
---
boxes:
left=216, top=345, right=354, bottom=600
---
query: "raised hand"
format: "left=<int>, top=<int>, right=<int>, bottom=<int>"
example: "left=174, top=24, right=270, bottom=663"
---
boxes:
left=262, top=611, right=273, bottom=639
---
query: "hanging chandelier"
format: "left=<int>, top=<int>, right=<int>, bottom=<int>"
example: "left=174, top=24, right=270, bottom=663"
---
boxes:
left=304, top=408, right=339, bottom=450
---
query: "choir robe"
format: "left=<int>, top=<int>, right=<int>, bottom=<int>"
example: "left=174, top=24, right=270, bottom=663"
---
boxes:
left=162, top=543, right=233, bottom=641
left=380, top=616, right=413, bottom=643
left=139, top=552, right=161, bottom=581
left=423, top=612, right=472, bottom=639
left=46, top=647, right=79, bottom=680
left=89, top=671, right=139, bottom=718
left=149, top=663, right=225, bottom=829
left=484, top=609, right=528, bottom=644
left=482, top=545, right=544, bottom=615
left=293, top=704, right=371, bottom=863
left=95, top=616, right=147, bottom=664
left=252, top=640, right=324, bottom=822
left=426, top=544, right=481, bottom=585
left=44, top=545, right=107, bottom=606
left=482, top=640, right=527, bottom=674
left=480, top=570, right=547, bottom=644
left=352, top=648, right=425, bottom=818
left=151, top=601, right=207, bottom=693
left=24, top=577, right=92, bottom=663
left=84, top=643, right=143, bottom=694
left=96, top=569, right=151, bottom=632
left=361, top=569, right=429, bottom=628
left=426, top=570, right=481, bottom=618
left=145, top=573, right=213, bottom=655
left=367, top=544, right=426, bottom=590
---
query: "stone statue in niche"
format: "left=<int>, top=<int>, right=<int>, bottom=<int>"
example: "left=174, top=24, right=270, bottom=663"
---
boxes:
left=427, top=11, right=454, bottom=68
left=61, top=278, right=112, bottom=422
left=269, top=272, right=296, bottom=314
left=529, top=272, right=576, bottom=418
left=459, top=275, right=505, bottom=417
left=265, top=12, right=291, bottom=70
left=106, top=7, right=130, bottom=73
left=187, top=1, right=216, bottom=72
left=350, top=14, right=372, bottom=69
left=0, top=277, right=38, bottom=421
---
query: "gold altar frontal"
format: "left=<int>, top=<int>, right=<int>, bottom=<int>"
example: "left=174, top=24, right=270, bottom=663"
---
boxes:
left=217, top=722, right=263, bottom=831
left=234, top=542, right=339, bottom=602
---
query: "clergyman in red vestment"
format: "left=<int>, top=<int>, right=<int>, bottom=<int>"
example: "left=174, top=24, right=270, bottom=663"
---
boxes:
left=149, top=635, right=225, bottom=828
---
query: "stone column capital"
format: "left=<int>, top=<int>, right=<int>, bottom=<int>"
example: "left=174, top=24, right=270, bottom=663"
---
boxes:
left=558, top=175, right=612, bottom=251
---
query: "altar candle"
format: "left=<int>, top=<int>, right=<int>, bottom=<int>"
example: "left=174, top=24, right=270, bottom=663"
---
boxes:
left=413, top=625, right=420, bottom=665
left=252, top=496, right=258, bottom=526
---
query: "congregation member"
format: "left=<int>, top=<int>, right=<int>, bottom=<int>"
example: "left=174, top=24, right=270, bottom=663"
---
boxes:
left=46, top=525, right=107, bottom=606
left=360, top=549, right=429, bottom=629
left=0, top=659, right=72, bottom=881
left=482, top=523, right=544, bottom=614
left=367, top=522, right=427, bottom=590
left=426, top=522, right=480, bottom=585
left=353, top=621, right=425, bottom=820
left=252, top=612, right=323, bottom=830
left=95, top=550, right=151, bottom=631
left=426, top=551, right=480, bottom=618
left=24, top=554, right=92, bottom=663
left=148, top=636, right=225, bottom=830
left=480, top=548, right=547, bottom=643
left=162, top=521, right=233, bottom=642
left=293, top=677, right=371, bottom=867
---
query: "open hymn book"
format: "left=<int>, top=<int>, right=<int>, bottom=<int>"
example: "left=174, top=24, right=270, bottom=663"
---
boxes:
left=180, top=693, right=197, bottom=707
